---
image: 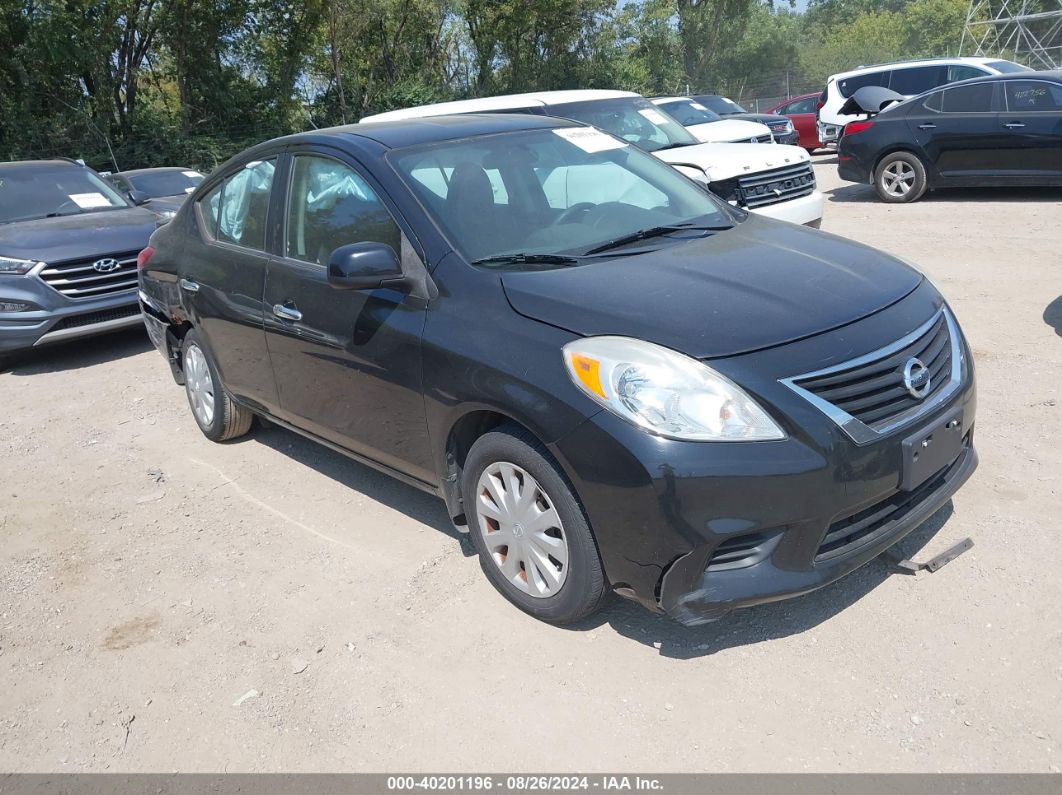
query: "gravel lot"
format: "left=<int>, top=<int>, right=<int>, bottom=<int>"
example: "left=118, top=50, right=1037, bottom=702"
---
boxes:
left=1, top=159, right=1060, bottom=773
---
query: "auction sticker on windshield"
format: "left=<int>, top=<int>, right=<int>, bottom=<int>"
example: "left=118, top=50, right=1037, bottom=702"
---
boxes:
left=638, top=108, right=671, bottom=125
left=552, top=128, right=627, bottom=153
left=68, top=192, right=111, bottom=209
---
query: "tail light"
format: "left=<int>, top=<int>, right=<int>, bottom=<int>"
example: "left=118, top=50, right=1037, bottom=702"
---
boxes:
left=136, top=246, right=155, bottom=269
left=844, top=120, right=874, bottom=137
left=816, top=99, right=824, bottom=111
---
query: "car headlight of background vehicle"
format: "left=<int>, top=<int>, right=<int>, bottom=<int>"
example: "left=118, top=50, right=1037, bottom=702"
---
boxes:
left=563, top=336, right=785, bottom=441
left=0, top=255, right=41, bottom=275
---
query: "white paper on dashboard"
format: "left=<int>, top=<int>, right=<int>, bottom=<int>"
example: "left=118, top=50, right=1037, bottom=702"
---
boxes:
left=182, top=171, right=203, bottom=178
left=552, top=128, right=627, bottom=153
left=68, top=192, right=111, bottom=208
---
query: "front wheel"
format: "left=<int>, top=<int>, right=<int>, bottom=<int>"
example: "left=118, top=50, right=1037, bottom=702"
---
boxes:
left=462, top=426, right=610, bottom=624
left=874, top=151, right=928, bottom=203
left=181, top=329, right=252, bottom=442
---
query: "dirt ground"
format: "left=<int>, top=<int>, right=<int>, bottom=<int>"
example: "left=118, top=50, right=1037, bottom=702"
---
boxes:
left=1, top=160, right=1060, bottom=773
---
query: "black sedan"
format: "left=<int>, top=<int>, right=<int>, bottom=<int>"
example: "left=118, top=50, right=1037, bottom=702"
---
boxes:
left=839, top=70, right=1062, bottom=202
left=690, top=94, right=800, bottom=146
left=138, top=113, right=976, bottom=626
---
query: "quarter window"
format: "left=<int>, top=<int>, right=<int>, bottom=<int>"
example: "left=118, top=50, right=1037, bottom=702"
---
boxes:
left=198, top=159, right=276, bottom=250
left=285, top=155, right=401, bottom=266
left=940, top=82, right=995, bottom=113
left=1004, top=80, right=1062, bottom=111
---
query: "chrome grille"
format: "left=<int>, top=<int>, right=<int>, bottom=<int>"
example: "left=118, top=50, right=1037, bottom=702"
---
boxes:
left=745, top=134, right=773, bottom=144
left=767, top=121, right=791, bottom=134
left=38, top=251, right=140, bottom=299
left=737, top=162, right=816, bottom=209
left=781, top=307, right=965, bottom=445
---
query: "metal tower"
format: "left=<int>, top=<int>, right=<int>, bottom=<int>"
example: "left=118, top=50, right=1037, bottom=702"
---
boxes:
left=961, top=0, right=1062, bottom=69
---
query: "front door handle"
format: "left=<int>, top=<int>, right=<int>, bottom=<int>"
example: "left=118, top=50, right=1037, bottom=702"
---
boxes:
left=178, top=278, right=199, bottom=293
left=272, top=302, right=302, bottom=322
left=918, top=123, right=937, bottom=130
left=1004, top=122, right=1026, bottom=129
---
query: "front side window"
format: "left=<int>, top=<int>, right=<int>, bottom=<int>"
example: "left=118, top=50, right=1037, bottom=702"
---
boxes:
left=786, top=97, right=816, bottom=114
left=0, top=166, right=128, bottom=224
left=889, top=65, right=947, bottom=95
left=285, top=155, right=401, bottom=266
left=392, top=127, right=732, bottom=265
left=940, top=82, right=995, bottom=113
left=948, top=65, right=989, bottom=82
left=213, top=159, right=276, bottom=250
left=986, top=60, right=1032, bottom=74
left=548, top=97, right=699, bottom=152
left=1004, top=80, right=1062, bottom=111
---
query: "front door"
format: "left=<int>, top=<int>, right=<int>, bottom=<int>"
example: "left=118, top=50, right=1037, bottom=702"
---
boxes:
left=262, top=150, right=434, bottom=483
left=915, top=81, right=1007, bottom=181
left=998, top=79, right=1062, bottom=179
left=179, top=158, right=279, bottom=412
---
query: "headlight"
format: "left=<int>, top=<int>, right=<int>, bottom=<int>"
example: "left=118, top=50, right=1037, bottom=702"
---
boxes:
left=563, top=337, right=785, bottom=441
left=0, top=255, right=41, bottom=275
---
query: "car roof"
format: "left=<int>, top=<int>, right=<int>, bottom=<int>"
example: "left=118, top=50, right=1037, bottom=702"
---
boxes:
left=0, top=158, right=84, bottom=172
left=247, top=113, right=583, bottom=157
left=650, top=96, right=694, bottom=104
left=361, top=90, right=638, bottom=123
left=113, top=166, right=201, bottom=177
left=831, top=56, right=1018, bottom=81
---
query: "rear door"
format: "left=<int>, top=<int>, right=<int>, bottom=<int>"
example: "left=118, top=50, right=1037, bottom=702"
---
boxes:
left=914, top=81, right=1006, bottom=181
left=998, top=79, right=1062, bottom=178
left=262, top=147, right=434, bottom=483
left=179, top=158, right=280, bottom=412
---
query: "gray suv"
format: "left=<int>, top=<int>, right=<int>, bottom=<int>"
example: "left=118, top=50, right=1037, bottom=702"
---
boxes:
left=0, top=159, right=158, bottom=361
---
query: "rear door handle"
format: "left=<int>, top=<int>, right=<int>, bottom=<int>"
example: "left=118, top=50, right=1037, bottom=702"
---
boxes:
left=272, top=302, right=302, bottom=322
left=917, top=123, right=937, bottom=130
left=178, top=278, right=199, bottom=293
left=1004, top=122, right=1026, bottom=129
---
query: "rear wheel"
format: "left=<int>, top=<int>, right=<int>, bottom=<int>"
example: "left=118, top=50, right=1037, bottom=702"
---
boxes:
left=874, top=151, right=928, bottom=203
left=181, top=329, right=252, bottom=442
left=462, top=426, right=610, bottom=624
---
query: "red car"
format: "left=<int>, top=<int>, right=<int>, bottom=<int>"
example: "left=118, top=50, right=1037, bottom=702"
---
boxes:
left=768, top=93, right=823, bottom=152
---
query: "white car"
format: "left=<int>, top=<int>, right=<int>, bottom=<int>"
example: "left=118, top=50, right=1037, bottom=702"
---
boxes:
left=362, top=90, right=823, bottom=228
left=650, top=96, right=773, bottom=144
left=818, top=56, right=1029, bottom=145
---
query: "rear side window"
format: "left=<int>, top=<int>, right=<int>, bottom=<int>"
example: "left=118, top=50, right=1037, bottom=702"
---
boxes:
left=199, top=159, right=276, bottom=250
left=838, top=71, right=887, bottom=98
left=888, top=65, right=947, bottom=95
left=285, top=155, right=401, bottom=266
left=1004, top=80, right=1062, bottom=111
left=940, top=82, right=995, bottom=113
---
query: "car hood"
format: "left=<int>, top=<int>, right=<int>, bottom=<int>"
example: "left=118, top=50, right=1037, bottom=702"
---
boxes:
left=653, top=142, right=810, bottom=182
left=0, top=207, right=158, bottom=263
left=500, top=215, right=923, bottom=359
left=725, top=112, right=788, bottom=126
left=686, top=119, right=772, bottom=143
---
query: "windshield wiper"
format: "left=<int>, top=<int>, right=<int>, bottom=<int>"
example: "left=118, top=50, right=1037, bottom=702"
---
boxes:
left=584, top=223, right=731, bottom=256
left=470, top=253, right=581, bottom=266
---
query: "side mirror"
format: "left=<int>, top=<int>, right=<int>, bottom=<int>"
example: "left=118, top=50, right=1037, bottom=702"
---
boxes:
left=128, top=189, right=151, bottom=206
left=327, top=242, right=405, bottom=291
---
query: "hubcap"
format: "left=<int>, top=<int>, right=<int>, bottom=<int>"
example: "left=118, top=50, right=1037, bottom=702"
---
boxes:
left=882, top=161, right=916, bottom=196
left=184, top=344, right=215, bottom=426
left=475, top=462, right=569, bottom=598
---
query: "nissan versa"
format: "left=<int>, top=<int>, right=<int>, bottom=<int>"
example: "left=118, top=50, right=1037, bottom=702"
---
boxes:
left=138, top=114, right=977, bottom=626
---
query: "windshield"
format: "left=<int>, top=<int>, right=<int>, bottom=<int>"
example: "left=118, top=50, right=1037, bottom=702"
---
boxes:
left=698, top=95, right=748, bottom=115
left=128, top=169, right=204, bottom=197
left=986, top=59, right=1031, bottom=74
left=0, top=166, right=129, bottom=223
left=656, top=99, right=723, bottom=126
left=391, top=126, right=733, bottom=266
left=545, top=97, right=699, bottom=153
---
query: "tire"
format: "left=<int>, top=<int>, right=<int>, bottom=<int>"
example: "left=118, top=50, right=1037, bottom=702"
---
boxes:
left=874, top=151, right=928, bottom=203
left=462, top=425, right=610, bottom=624
left=181, top=329, right=252, bottom=442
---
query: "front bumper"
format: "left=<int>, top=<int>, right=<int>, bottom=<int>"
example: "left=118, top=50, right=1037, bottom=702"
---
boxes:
left=0, top=276, right=142, bottom=354
left=747, top=189, right=824, bottom=226
left=551, top=289, right=977, bottom=625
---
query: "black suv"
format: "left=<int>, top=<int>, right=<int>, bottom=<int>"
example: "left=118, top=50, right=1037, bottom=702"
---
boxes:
left=0, top=159, right=157, bottom=360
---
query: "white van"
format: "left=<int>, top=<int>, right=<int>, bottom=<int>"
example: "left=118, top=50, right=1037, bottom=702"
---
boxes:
left=817, top=56, right=1029, bottom=145
left=363, top=90, right=823, bottom=227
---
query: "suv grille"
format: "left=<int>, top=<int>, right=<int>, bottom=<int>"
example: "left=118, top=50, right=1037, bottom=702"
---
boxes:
left=767, top=121, right=790, bottom=134
left=737, top=162, right=816, bottom=209
left=782, top=307, right=964, bottom=444
left=39, top=251, right=140, bottom=300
